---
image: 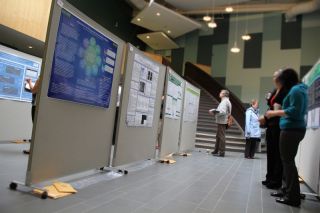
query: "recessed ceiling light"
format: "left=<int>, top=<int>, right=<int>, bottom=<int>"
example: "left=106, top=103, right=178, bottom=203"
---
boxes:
left=146, top=36, right=150, bottom=39
left=156, top=12, right=161, bottom=16
left=225, top=7, right=234, bottom=13
left=203, top=15, right=211, bottom=22
left=28, top=45, right=33, bottom=49
left=137, top=18, right=141, bottom=22
left=167, top=30, right=171, bottom=34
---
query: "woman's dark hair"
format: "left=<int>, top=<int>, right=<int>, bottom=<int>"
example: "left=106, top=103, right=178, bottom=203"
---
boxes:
left=277, top=68, right=299, bottom=91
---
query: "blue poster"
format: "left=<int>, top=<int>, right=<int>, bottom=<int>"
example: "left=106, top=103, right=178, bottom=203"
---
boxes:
left=48, top=9, right=118, bottom=108
left=0, top=49, right=41, bottom=102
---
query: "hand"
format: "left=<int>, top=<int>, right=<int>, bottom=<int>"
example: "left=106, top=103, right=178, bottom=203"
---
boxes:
left=259, top=116, right=266, bottom=125
left=265, top=111, right=274, bottom=119
left=208, top=110, right=213, bottom=115
left=26, top=78, right=32, bottom=83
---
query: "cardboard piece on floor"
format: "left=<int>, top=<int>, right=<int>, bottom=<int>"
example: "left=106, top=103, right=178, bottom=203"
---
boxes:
left=33, top=185, right=72, bottom=199
left=53, top=182, right=77, bottom=193
left=11, top=140, right=27, bottom=144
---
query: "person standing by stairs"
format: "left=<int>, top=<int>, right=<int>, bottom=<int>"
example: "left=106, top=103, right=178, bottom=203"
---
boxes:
left=209, top=90, right=232, bottom=157
left=244, top=99, right=261, bottom=159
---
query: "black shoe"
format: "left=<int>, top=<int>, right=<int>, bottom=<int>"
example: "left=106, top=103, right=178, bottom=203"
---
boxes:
left=271, top=192, right=284, bottom=197
left=211, top=151, right=218, bottom=155
left=276, top=197, right=300, bottom=207
left=262, top=180, right=269, bottom=185
left=212, top=152, right=225, bottom=157
left=23, top=150, right=30, bottom=155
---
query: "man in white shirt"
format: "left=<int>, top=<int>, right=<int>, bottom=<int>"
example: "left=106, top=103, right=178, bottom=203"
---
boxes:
left=209, top=90, right=232, bottom=157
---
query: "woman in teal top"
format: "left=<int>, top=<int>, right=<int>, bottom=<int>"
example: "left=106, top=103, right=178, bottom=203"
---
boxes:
left=265, top=68, right=308, bottom=207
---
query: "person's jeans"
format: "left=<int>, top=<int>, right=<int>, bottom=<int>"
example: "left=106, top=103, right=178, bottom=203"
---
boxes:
left=280, top=129, right=306, bottom=203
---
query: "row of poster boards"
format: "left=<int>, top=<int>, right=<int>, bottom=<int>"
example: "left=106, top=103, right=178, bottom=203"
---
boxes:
left=20, top=0, right=200, bottom=186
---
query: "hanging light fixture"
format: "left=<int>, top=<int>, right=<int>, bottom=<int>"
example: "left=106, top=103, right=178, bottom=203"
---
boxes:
left=203, top=15, right=211, bottom=22
left=207, top=0, right=217, bottom=28
left=241, top=12, right=251, bottom=41
left=230, top=41, right=240, bottom=53
left=225, top=7, right=234, bottom=13
left=230, top=2, right=240, bottom=53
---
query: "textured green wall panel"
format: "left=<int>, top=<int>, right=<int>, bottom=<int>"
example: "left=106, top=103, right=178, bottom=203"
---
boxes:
left=259, top=77, right=274, bottom=114
left=301, top=27, right=320, bottom=66
left=212, top=44, right=228, bottom=77
left=263, top=13, right=281, bottom=41
left=227, top=85, right=242, bottom=100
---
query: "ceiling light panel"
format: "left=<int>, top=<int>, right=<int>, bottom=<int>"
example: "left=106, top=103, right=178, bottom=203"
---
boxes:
left=132, top=2, right=201, bottom=38
left=137, top=32, right=179, bottom=50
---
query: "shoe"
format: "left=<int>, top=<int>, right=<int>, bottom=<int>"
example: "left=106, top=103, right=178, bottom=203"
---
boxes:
left=211, top=151, right=218, bottom=155
left=262, top=180, right=269, bottom=185
left=271, top=192, right=284, bottom=197
left=212, top=153, right=225, bottom=157
left=23, top=150, right=30, bottom=155
left=276, top=197, right=300, bottom=207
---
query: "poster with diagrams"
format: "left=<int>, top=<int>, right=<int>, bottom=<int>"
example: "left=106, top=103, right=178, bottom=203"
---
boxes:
left=165, top=69, right=184, bottom=120
left=303, top=58, right=320, bottom=128
left=183, top=82, right=200, bottom=122
left=126, top=53, right=160, bottom=127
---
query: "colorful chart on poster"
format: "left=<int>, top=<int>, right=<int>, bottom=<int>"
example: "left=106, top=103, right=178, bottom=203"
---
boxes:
left=0, top=46, right=41, bottom=102
left=303, top=59, right=320, bottom=128
left=183, top=83, right=200, bottom=122
left=126, top=53, right=160, bottom=127
left=48, top=9, right=118, bottom=108
left=165, top=70, right=184, bottom=120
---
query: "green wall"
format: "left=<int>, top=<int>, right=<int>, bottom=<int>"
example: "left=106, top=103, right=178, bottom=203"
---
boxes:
left=156, top=12, right=320, bottom=113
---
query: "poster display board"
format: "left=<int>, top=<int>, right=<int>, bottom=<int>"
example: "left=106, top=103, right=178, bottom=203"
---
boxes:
left=159, top=68, right=185, bottom=158
left=126, top=54, right=160, bottom=127
left=178, top=81, right=200, bottom=153
left=26, top=0, right=125, bottom=185
left=0, top=45, right=41, bottom=102
left=47, top=8, right=118, bottom=108
left=164, top=69, right=184, bottom=120
left=113, top=44, right=165, bottom=166
left=303, top=59, right=320, bottom=128
left=0, top=45, right=41, bottom=141
left=183, top=83, right=200, bottom=122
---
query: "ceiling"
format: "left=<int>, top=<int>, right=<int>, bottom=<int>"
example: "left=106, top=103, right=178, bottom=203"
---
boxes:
left=164, top=0, right=306, bottom=11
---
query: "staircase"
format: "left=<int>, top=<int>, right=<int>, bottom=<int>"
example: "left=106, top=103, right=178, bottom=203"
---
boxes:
left=196, top=91, right=247, bottom=152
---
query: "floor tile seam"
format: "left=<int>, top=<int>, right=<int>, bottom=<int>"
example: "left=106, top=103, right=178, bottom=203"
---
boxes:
left=132, top=159, right=223, bottom=212
left=190, top=157, right=241, bottom=213
left=245, top=159, right=257, bottom=213
left=210, top=157, right=246, bottom=213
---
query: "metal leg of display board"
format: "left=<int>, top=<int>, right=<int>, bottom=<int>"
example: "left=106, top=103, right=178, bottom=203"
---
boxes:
left=9, top=181, right=48, bottom=199
left=99, top=166, right=129, bottom=175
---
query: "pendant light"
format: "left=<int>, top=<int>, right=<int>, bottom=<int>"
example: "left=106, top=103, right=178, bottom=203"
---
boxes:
left=230, top=4, right=240, bottom=53
left=241, top=12, right=251, bottom=41
left=207, top=0, right=217, bottom=28
left=225, top=0, right=234, bottom=13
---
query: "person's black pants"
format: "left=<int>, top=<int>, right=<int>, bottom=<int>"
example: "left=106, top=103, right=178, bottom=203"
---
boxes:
left=244, top=138, right=259, bottom=158
left=31, top=106, right=36, bottom=123
left=265, top=125, right=282, bottom=185
left=280, top=129, right=306, bottom=203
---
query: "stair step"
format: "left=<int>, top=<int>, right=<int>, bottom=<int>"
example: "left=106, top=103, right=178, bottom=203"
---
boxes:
left=195, top=143, right=245, bottom=152
left=196, top=132, right=245, bottom=141
left=197, top=127, right=242, bottom=134
left=195, top=138, right=245, bottom=147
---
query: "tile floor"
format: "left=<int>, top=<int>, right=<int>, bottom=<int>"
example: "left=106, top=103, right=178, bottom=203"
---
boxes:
left=0, top=143, right=319, bottom=213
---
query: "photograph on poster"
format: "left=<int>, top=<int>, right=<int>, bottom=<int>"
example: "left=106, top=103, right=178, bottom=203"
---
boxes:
left=126, top=53, right=159, bottom=127
left=47, top=9, right=118, bottom=108
left=0, top=46, right=41, bottom=102
left=165, top=70, right=184, bottom=120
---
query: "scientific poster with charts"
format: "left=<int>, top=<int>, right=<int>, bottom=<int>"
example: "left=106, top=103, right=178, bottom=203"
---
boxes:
left=303, top=59, right=320, bottom=128
left=0, top=45, right=41, bottom=102
left=165, top=70, right=184, bottom=120
left=183, top=83, right=200, bottom=122
left=126, top=53, right=160, bottom=127
left=47, top=9, right=118, bottom=108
